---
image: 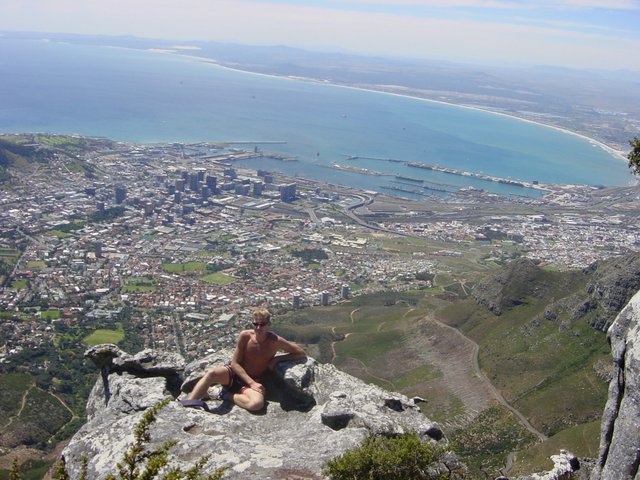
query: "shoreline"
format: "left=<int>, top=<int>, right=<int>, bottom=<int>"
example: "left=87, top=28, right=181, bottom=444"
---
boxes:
left=147, top=47, right=629, bottom=164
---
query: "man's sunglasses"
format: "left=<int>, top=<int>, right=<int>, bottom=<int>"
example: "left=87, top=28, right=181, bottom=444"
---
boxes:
left=252, top=321, right=270, bottom=327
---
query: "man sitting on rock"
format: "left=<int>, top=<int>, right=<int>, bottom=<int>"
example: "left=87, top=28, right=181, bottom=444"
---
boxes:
left=182, top=308, right=306, bottom=412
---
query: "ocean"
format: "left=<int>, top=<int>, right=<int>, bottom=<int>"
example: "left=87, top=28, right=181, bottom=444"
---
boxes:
left=0, top=37, right=633, bottom=198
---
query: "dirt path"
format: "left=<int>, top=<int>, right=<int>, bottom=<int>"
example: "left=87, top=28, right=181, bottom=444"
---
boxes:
left=430, top=317, right=548, bottom=442
left=1, top=384, right=35, bottom=430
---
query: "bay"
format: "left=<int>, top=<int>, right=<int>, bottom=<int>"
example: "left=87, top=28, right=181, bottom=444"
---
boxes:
left=0, top=37, right=632, bottom=198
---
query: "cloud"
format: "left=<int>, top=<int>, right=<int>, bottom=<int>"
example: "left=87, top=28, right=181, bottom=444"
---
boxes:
left=1, top=0, right=639, bottom=70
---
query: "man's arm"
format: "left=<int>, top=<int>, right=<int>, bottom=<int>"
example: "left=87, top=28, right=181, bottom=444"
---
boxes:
left=230, top=331, right=264, bottom=394
left=268, top=337, right=306, bottom=370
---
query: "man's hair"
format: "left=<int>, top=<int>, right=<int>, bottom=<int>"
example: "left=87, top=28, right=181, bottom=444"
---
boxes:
left=252, top=307, right=271, bottom=322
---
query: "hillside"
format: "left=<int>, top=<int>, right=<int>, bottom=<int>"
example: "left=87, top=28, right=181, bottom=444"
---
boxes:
left=438, top=252, right=640, bottom=474
left=0, top=134, right=106, bottom=182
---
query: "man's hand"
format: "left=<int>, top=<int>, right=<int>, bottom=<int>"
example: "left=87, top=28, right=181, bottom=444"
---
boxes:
left=249, top=381, right=265, bottom=395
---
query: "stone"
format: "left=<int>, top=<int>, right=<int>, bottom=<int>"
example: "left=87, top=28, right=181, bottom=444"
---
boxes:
left=62, top=348, right=449, bottom=480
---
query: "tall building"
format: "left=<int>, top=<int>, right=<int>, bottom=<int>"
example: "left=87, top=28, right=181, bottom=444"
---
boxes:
left=253, top=181, right=264, bottom=197
left=95, top=241, right=102, bottom=259
left=205, top=175, right=217, bottom=193
left=292, top=292, right=301, bottom=309
left=320, top=291, right=330, bottom=306
left=115, top=185, right=126, bottom=204
left=341, top=284, right=350, bottom=299
left=175, top=179, right=185, bottom=192
left=188, top=173, right=199, bottom=192
left=279, top=183, right=296, bottom=202
left=235, top=184, right=250, bottom=196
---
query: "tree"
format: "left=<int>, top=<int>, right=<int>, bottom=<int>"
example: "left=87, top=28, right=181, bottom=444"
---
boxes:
left=628, top=137, right=640, bottom=176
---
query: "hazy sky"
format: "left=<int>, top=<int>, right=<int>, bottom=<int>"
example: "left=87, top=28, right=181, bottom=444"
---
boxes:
left=2, top=0, right=640, bottom=70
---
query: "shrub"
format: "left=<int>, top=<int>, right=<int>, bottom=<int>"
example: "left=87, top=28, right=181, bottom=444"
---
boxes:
left=324, top=432, right=468, bottom=480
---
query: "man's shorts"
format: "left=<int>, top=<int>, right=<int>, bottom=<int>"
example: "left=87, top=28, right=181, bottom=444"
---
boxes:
left=223, top=363, right=262, bottom=395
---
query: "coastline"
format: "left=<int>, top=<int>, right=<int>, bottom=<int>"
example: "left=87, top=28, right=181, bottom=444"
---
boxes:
left=146, top=47, right=629, bottom=164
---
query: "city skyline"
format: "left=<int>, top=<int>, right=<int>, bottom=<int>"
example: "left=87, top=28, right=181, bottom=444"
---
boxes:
left=1, top=0, right=640, bottom=71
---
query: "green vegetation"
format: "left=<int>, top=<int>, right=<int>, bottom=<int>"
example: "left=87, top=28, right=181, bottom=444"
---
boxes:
left=627, top=136, right=640, bottom=176
left=290, top=247, right=328, bottom=264
left=83, top=324, right=125, bottom=346
left=324, top=432, right=467, bottom=479
left=41, top=310, right=61, bottom=320
left=26, top=261, right=46, bottom=269
left=199, top=272, right=234, bottom=285
left=10, top=280, right=27, bottom=290
left=161, top=261, right=206, bottom=274
left=509, top=421, right=601, bottom=476
left=123, top=277, right=157, bottom=293
left=450, top=405, right=536, bottom=477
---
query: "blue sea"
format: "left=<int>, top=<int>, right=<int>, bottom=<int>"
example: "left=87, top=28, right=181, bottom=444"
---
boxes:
left=0, top=37, right=633, bottom=198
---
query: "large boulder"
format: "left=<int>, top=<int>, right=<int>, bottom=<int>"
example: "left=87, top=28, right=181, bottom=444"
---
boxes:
left=590, top=289, right=640, bottom=480
left=63, top=345, right=451, bottom=479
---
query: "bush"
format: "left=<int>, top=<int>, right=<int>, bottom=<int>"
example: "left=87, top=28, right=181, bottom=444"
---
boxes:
left=324, top=433, right=468, bottom=480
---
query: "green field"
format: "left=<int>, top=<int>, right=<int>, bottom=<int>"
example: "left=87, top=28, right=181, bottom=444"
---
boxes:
left=199, top=272, right=235, bottom=285
left=161, top=261, right=206, bottom=273
left=11, top=279, right=27, bottom=289
left=26, top=260, right=46, bottom=269
left=41, top=310, right=61, bottom=320
left=122, top=276, right=157, bottom=293
left=83, top=324, right=125, bottom=346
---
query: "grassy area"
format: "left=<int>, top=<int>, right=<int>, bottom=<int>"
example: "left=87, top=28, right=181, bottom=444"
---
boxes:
left=83, top=323, right=125, bottom=346
left=450, top=405, right=537, bottom=478
left=508, top=421, right=601, bottom=476
left=41, top=310, right=61, bottom=320
left=161, top=261, right=206, bottom=273
left=122, top=277, right=157, bottom=293
left=26, top=260, right=46, bottom=269
left=199, top=272, right=235, bottom=285
left=47, top=230, right=72, bottom=239
left=10, top=279, right=27, bottom=289
left=0, top=373, right=33, bottom=421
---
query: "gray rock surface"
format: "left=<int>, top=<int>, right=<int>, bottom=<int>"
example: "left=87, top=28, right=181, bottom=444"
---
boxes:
left=64, top=346, right=450, bottom=479
left=591, top=289, right=640, bottom=480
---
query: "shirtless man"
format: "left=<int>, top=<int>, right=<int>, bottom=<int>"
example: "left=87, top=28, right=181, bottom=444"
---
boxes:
left=185, top=308, right=306, bottom=412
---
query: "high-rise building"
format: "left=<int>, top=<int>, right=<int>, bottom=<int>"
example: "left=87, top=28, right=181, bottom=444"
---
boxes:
left=292, top=292, right=301, bottom=309
left=174, top=191, right=181, bottom=204
left=95, top=242, right=102, bottom=259
left=320, top=291, right=330, bottom=306
left=175, top=179, right=185, bottom=192
left=341, top=284, right=350, bottom=299
left=205, top=175, right=217, bottom=193
left=253, top=182, right=264, bottom=197
left=279, top=183, right=296, bottom=202
left=235, top=184, right=250, bottom=196
left=201, top=186, right=210, bottom=199
left=188, top=173, right=199, bottom=192
left=115, top=185, right=127, bottom=204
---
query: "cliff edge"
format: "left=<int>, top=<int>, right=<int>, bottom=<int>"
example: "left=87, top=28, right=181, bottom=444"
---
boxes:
left=61, top=346, right=458, bottom=479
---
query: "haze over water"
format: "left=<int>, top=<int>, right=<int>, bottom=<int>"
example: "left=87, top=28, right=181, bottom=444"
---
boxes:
left=0, top=37, right=632, bottom=198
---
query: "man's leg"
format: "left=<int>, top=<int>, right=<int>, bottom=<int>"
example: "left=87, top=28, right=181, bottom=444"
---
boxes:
left=187, top=366, right=230, bottom=400
left=230, top=387, right=265, bottom=412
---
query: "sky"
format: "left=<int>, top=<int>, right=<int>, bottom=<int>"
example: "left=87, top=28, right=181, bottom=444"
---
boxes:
left=1, top=0, right=640, bottom=71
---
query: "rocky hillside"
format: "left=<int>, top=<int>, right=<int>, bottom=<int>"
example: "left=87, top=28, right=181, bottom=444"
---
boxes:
left=57, top=287, right=640, bottom=479
left=60, top=346, right=460, bottom=479
left=472, top=252, right=640, bottom=331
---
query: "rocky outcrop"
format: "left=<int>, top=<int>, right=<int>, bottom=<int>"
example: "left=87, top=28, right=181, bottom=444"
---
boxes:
left=591, top=288, right=640, bottom=480
left=581, top=252, right=640, bottom=331
left=506, top=288, right=640, bottom=480
left=471, top=258, right=541, bottom=315
left=62, top=345, right=456, bottom=479
left=472, top=253, right=640, bottom=332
